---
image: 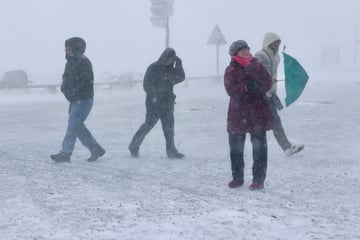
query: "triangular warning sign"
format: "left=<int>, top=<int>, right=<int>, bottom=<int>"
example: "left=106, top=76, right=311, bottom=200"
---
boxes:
left=207, top=25, right=227, bottom=45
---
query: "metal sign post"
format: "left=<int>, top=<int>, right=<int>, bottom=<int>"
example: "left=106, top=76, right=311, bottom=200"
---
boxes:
left=354, top=25, right=360, bottom=69
left=207, top=25, right=227, bottom=80
left=150, top=0, right=174, bottom=48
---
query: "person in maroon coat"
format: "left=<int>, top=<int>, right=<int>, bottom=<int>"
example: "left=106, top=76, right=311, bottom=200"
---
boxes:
left=224, top=40, right=274, bottom=190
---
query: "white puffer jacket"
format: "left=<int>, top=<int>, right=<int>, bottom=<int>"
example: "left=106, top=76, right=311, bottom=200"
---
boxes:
left=255, top=33, right=281, bottom=97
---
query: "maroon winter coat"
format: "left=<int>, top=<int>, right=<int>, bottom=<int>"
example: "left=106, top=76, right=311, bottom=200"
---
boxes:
left=224, top=58, right=274, bottom=133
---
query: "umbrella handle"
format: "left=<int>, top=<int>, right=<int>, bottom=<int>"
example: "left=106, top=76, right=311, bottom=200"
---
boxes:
left=273, top=79, right=285, bottom=83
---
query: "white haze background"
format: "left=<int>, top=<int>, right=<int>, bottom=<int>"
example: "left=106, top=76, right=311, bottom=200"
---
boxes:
left=0, top=1, right=360, bottom=240
left=0, top=0, right=359, bottom=80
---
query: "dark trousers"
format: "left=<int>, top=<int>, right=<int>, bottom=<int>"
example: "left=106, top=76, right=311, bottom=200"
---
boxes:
left=269, top=98, right=292, bottom=151
left=129, top=101, right=177, bottom=154
left=228, top=131, right=268, bottom=183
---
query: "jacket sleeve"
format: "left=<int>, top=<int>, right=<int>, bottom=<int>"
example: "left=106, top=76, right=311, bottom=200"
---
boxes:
left=143, top=65, right=157, bottom=96
left=169, top=60, right=185, bottom=85
left=61, top=62, right=73, bottom=98
left=224, top=65, right=247, bottom=99
left=255, top=62, right=273, bottom=93
left=254, top=51, right=272, bottom=77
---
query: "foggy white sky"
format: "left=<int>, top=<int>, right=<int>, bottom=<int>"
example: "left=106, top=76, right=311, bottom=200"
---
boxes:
left=0, top=0, right=359, bottom=82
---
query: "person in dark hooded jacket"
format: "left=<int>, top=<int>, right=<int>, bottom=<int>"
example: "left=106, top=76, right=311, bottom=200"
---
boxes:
left=129, top=48, right=185, bottom=159
left=51, top=37, right=105, bottom=162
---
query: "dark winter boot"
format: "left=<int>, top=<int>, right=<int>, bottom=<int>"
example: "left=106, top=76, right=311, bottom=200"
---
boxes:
left=128, top=145, right=139, bottom=158
left=87, top=145, right=106, bottom=162
left=249, top=181, right=264, bottom=190
left=128, top=122, right=153, bottom=158
left=167, top=150, right=185, bottom=159
left=51, top=153, right=70, bottom=162
left=228, top=179, right=244, bottom=188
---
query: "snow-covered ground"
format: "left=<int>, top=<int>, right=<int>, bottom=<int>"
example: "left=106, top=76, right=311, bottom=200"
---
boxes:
left=0, top=70, right=359, bottom=240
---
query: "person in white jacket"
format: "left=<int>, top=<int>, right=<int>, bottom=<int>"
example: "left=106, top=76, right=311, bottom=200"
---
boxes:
left=255, top=32, right=304, bottom=156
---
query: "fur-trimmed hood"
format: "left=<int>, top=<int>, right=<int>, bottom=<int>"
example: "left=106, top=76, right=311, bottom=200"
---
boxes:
left=262, top=32, right=281, bottom=49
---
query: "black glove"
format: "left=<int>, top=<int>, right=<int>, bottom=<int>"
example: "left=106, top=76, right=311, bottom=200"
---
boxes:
left=245, top=81, right=261, bottom=92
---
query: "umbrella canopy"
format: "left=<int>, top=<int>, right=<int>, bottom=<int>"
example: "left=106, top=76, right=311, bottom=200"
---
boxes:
left=282, top=51, right=309, bottom=107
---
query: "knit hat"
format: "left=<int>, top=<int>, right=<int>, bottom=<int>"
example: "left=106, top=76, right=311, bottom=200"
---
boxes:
left=229, top=40, right=250, bottom=56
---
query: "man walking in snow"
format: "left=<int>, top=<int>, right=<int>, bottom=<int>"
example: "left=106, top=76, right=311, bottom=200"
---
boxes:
left=255, top=32, right=304, bottom=156
left=51, top=37, right=105, bottom=162
left=128, top=48, right=185, bottom=159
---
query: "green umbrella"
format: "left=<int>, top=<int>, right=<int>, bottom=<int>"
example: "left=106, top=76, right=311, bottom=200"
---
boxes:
left=282, top=51, right=309, bottom=107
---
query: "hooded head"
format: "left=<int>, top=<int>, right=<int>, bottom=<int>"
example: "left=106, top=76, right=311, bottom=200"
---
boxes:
left=159, top=48, right=177, bottom=65
left=229, top=40, right=250, bottom=56
left=65, top=37, right=86, bottom=56
left=262, top=32, right=281, bottom=50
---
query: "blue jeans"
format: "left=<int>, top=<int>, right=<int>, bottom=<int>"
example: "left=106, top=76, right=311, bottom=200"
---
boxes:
left=60, top=98, right=98, bottom=157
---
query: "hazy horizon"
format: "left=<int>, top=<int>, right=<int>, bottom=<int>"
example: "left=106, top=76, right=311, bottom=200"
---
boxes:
left=0, top=0, right=359, bottom=83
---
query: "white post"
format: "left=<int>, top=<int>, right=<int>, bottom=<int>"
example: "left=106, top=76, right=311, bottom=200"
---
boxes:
left=216, top=44, right=220, bottom=80
left=354, top=25, right=358, bottom=69
left=166, top=16, right=170, bottom=48
left=207, top=25, right=227, bottom=81
left=150, top=0, right=174, bottom=49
